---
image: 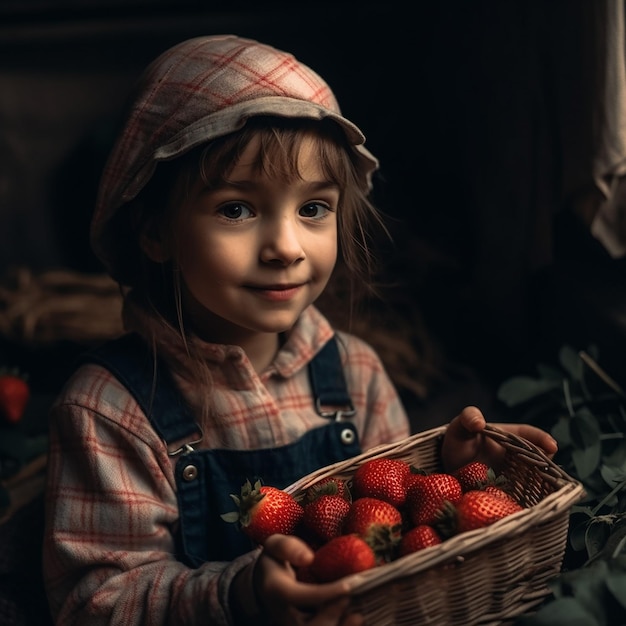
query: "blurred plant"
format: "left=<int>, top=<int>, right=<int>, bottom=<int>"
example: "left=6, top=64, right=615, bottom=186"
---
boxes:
left=497, top=345, right=626, bottom=625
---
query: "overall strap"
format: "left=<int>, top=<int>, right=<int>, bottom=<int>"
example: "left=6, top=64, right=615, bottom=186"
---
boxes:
left=82, top=333, right=358, bottom=565
left=83, top=333, right=354, bottom=446
left=308, top=336, right=355, bottom=419
left=83, top=333, right=201, bottom=446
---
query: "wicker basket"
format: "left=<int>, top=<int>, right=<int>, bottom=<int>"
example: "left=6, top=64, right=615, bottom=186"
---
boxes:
left=285, top=424, right=586, bottom=626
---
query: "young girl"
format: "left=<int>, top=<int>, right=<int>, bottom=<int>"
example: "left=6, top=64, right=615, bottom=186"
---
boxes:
left=43, top=35, right=557, bottom=626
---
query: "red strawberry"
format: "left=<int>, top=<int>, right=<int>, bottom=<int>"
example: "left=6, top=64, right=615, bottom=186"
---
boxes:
left=483, top=484, right=519, bottom=504
left=0, top=369, right=29, bottom=424
left=352, top=458, right=411, bottom=508
left=301, top=494, right=351, bottom=543
left=344, top=497, right=403, bottom=539
left=403, top=466, right=428, bottom=493
left=303, top=476, right=351, bottom=504
left=399, top=524, right=442, bottom=557
left=454, top=489, right=523, bottom=533
left=453, top=461, right=490, bottom=492
left=406, top=472, right=463, bottom=527
left=343, top=497, right=402, bottom=562
left=221, top=479, right=303, bottom=545
left=310, top=534, right=377, bottom=582
left=454, top=462, right=512, bottom=497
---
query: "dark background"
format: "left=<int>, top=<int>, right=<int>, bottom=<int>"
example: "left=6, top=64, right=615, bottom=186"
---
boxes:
left=2, top=2, right=626, bottom=624
left=1, top=0, right=624, bottom=403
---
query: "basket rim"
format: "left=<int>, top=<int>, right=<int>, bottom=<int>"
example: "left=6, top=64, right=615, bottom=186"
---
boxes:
left=284, top=425, right=447, bottom=495
left=286, top=424, right=586, bottom=595
left=285, top=423, right=580, bottom=495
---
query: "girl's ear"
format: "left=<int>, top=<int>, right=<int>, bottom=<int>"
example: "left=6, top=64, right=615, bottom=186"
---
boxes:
left=139, top=220, right=171, bottom=263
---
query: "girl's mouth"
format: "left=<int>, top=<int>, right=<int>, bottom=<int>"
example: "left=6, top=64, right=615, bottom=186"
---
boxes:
left=249, top=284, right=303, bottom=301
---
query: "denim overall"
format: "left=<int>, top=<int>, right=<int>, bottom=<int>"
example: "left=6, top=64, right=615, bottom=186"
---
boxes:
left=85, top=333, right=361, bottom=566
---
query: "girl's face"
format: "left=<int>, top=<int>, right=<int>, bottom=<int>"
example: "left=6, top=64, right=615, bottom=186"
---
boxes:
left=171, top=134, right=339, bottom=344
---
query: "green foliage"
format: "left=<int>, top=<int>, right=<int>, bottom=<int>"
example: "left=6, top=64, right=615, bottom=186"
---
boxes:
left=498, top=345, right=626, bottom=625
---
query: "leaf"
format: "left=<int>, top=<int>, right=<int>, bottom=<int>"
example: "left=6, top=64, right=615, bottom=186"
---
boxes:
left=600, top=466, right=626, bottom=491
left=586, top=517, right=626, bottom=562
left=572, top=443, right=602, bottom=480
left=551, top=562, right=608, bottom=619
left=552, top=417, right=572, bottom=447
left=559, top=345, right=584, bottom=382
left=570, top=410, right=601, bottom=448
left=497, top=376, right=561, bottom=406
left=606, top=563, right=626, bottom=610
left=569, top=412, right=601, bottom=478
left=570, top=516, right=592, bottom=553
left=514, top=596, right=599, bottom=625
left=500, top=343, right=626, bottom=623
left=585, top=518, right=613, bottom=560
left=604, top=441, right=626, bottom=470
left=608, top=529, right=626, bottom=561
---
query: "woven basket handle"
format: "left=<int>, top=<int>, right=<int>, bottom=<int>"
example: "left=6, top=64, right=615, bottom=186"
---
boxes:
left=482, top=423, right=571, bottom=487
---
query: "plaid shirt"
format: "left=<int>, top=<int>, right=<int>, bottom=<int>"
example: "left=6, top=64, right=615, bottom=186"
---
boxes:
left=43, top=306, right=410, bottom=625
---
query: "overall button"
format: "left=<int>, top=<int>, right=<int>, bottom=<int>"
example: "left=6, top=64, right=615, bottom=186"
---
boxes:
left=340, top=427, right=355, bottom=445
left=182, top=464, right=198, bottom=481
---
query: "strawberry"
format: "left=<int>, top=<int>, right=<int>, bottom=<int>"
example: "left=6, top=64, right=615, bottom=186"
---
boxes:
left=399, top=524, right=442, bottom=557
left=454, top=489, right=523, bottom=533
left=483, top=484, right=519, bottom=504
left=310, top=534, right=377, bottom=582
left=406, top=472, right=462, bottom=527
left=454, top=462, right=512, bottom=497
left=221, top=479, right=303, bottom=545
left=303, top=476, right=351, bottom=504
left=0, top=368, right=30, bottom=424
left=453, top=461, right=490, bottom=492
left=352, top=458, right=411, bottom=508
left=403, top=466, right=428, bottom=493
left=301, top=494, right=351, bottom=543
left=343, top=497, right=402, bottom=562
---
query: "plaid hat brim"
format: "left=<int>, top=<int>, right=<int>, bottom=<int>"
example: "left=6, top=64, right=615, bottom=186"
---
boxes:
left=90, top=35, right=378, bottom=281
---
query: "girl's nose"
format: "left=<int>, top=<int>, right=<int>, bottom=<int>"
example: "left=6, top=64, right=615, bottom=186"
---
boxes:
left=259, top=216, right=305, bottom=265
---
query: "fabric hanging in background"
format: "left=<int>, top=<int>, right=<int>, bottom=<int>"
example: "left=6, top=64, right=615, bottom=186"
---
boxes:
left=591, top=0, right=626, bottom=258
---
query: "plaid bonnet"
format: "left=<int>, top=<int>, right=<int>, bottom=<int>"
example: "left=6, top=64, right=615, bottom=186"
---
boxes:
left=90, top=34, right=379, bottom=282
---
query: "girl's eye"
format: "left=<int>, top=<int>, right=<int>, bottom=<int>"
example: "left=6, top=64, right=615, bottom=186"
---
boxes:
left=218, top=203, right=253, bottom=220
left=299, top=202, right=332, bottom=219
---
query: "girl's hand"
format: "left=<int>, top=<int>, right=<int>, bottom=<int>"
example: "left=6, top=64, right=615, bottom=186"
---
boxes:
left=440, top=405, right=558, bottom=472
left=242, top=534, right=363, bottom=625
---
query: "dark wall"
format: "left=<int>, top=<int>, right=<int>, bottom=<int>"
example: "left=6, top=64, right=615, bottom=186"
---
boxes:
left=1, top=1, right=454, bottom=273
left=1, top=0, right=622, bottom=389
